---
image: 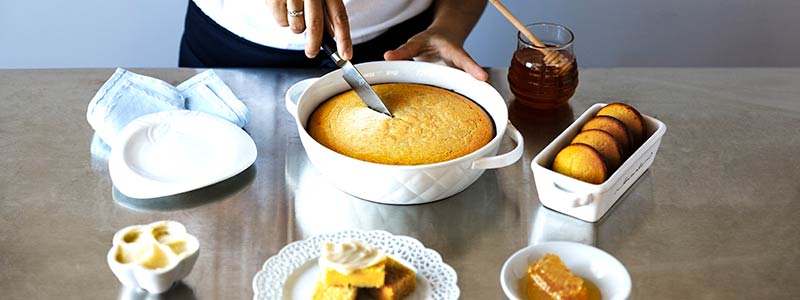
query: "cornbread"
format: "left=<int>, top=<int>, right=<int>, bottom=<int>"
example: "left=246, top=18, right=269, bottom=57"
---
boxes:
left=549, top=103, right=651, bottom=184
left=307, top=83, right=494, bottom=165
left=365, top=257, right=416, bottom=300
left=321, top=261, right=386, bottom=288
left=570, top=129, right=623, bottom=172
left=580, top=116, right=632, bottom=157
left=319, top=241, right=387, bottom=288
left=311, top=280, right=358, bottom=300
left=596, top=102, right=647, bottom=146
left=312, top=241, right=417, bottom=300
left=552, top=144, right=608, bottom=184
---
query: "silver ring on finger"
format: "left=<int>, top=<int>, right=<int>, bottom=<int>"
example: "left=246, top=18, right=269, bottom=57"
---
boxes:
left=288, top=10, right=304, bottom=17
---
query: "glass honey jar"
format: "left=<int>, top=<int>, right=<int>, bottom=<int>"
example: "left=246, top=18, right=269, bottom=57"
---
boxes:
left=508, top=23, right=578, bottom=110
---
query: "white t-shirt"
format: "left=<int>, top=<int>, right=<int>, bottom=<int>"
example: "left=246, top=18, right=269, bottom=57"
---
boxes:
left=192, top=0, right=433, bottom=50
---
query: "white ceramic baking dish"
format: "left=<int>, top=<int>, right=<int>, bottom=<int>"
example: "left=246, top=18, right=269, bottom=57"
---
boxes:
left=531, top=103, right=666, bottom=222
left=285, top=61, right=523, bottom=205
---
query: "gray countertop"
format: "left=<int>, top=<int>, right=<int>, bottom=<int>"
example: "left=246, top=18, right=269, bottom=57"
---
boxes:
left=1, top=67, right=798, bottom=299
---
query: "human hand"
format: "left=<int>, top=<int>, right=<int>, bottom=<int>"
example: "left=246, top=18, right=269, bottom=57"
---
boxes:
left=383, top=27, right=488, bottom=81
left=267, top=0, right=353, bottom=60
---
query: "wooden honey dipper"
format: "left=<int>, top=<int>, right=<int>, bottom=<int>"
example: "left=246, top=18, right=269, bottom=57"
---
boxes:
left=489, top=0, right=574, bottom=75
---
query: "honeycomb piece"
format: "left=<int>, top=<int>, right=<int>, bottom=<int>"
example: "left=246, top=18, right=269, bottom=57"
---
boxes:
left=527, top=254, right=587, bottom=300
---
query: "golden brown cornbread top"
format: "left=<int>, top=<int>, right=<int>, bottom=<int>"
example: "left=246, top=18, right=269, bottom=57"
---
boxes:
left=307, top=83, right=494, bottom=165
left=552, top=143, right=608, bottom=184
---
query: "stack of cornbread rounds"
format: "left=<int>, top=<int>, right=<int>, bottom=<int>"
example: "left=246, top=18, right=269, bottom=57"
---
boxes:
left=551, top=103, right=648, bottom=184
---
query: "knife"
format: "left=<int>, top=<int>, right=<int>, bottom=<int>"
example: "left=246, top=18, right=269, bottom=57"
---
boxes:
left=320, top=31, right=393, bottom=117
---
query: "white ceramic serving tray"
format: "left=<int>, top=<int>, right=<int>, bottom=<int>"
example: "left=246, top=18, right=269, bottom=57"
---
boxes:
left=109, top=110, right=257, bottom=199
left=531, top=103, right=667, bottom=222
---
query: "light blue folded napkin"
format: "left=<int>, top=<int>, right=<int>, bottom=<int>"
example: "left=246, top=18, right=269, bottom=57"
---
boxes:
left=87, top=68, right=249, bottom=147
left=178, top=69, right=249, bottom=128
left=87, top=68, right=184, bottom=147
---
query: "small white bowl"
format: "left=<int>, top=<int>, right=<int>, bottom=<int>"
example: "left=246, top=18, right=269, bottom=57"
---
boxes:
left=500, top=241, right=631, bottom=300
left=107, top=221, right=199, bottom=294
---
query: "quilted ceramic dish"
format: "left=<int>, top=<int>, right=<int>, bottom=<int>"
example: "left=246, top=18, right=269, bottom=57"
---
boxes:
left=285, top=61, right=523, bottom=205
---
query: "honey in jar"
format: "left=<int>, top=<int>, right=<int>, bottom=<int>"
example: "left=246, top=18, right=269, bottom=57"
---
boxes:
left=508, top=23, right=578, bottom=110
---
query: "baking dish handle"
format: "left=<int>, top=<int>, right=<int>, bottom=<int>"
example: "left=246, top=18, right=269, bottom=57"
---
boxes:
left=470, top=122, right=524, bottom=170
left=551, top=183, right=596, bottom=207
left=284, top=77, right=318, bottom=119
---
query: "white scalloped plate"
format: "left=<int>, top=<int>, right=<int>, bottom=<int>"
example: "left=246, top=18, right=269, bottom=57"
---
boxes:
left=109, top=110, right=256, bottom=199
left=252, top=230, right=459, bottom=300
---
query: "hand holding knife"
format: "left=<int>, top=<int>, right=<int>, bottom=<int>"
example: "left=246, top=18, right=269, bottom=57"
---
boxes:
left=319, top=19, right=393, bottom=117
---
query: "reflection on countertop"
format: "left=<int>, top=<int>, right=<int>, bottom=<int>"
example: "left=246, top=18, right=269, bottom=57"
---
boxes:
left=112, top=165, right=256, bottom=211
left=286, top=136, right=504, bottom=257
left=118, top=282, right=196, bottom=300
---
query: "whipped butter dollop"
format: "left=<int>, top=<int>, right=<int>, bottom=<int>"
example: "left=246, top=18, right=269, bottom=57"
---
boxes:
left=319, top=240, right=386, bottom=275
left=111, top=220, right=198, bottom=270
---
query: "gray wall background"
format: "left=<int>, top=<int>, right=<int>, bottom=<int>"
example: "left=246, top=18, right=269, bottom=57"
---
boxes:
left=2, top=0, right=799, bottom=69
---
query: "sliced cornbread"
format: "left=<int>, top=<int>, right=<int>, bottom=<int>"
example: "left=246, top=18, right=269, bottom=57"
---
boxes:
left=365, top=257, right=416, bottom=300
left=321, top=260, right=386, bottom=288
left=570, top=129, right=623, bottom=172
left=307, top=83, right=494, bottom=165
left=552, top=144, right=608, bottom=184
left=580, top=116, right=632, bottom=157
left=311, top=280, right=358, bottom=300
left=596, top=102, right=647, bottom=146
left=319, top=241, right=387, bottom=288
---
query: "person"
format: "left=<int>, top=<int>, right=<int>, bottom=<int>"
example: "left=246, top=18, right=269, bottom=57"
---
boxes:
left=179, top=0, right=489, bottom=81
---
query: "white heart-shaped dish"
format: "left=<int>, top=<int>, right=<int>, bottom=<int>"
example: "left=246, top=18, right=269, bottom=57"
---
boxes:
left=109, top=110, right=256, bottom=199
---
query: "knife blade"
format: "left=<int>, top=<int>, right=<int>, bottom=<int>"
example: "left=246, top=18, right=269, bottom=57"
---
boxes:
left=320, top=32, right=393, bottom=117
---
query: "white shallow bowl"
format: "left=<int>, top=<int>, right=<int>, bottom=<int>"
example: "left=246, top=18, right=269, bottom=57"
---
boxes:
left=285, top=61, right=524, bottom=205
left=531, top=103, right=667, bottom=222
left=500, top=241, right=631, bottom=300
left=107, top=221, right=200, bottom=294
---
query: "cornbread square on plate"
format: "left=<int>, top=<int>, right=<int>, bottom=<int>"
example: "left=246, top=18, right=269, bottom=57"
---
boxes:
left=311, top=280, right=358, bottom=300
left=321, top=259, right=386, bottom=288
left=365, top=257, right=416, bottom=300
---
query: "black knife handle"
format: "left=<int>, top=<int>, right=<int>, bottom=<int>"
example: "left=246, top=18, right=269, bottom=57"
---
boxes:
left=321, top=30, right=344, bottom=67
